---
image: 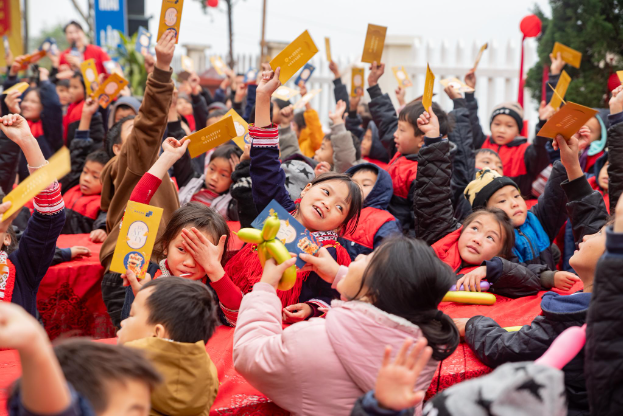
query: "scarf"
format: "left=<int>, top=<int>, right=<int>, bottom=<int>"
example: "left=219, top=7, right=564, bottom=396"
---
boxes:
left=431, top=227, right=479, bottom=276
left=0, top=251, right=16, bottom=303
left=63, top=100, right=84, bottom=142
left=27, top=119, right=44, bottom=139
left=513, top=211, right=551, bottom=263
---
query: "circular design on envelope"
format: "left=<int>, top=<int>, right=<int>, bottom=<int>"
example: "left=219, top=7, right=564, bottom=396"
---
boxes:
left=353, top=74, right=362, bottom=86
left=124, top=251, right=145, bottom=274
left=85, top=68, right=96, bottom=82
left=396, top=71, right=406, bottom=80
left=127, top=221, right=149, bottom=249
left=104, top=82, right=118, bottom=95
left=164, top=8, right=178, bottom=26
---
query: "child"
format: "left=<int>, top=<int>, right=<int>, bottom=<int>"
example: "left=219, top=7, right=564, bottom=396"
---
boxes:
left=225, top=67, right=362, bottom=323
left=63, top=71, right=105, bottom=148
left=475, top=148, right=503, bottom=176
left=233, top=236, right=459, bottom=416
left=107, top=96, right=140, bottom=129
left=2, top=303, right=160, bottom=416
left=55, top=79, right=71, bottom=108
left=340, top=163, right=401, bottom=259
left=292, top=81, right=324, bottom=157
left=118, top=277, right=220, bottom=415
left=361, top=121, right=391, bottom=169
left=0, top=114, right=65, bottom=316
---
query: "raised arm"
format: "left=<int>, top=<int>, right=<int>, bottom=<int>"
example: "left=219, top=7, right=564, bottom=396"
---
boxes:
left=37, top=68, right=64, bottom=153
left=366, top=62, right=399, bottom=158
left=607, top=86, right=623, bottom=214
left=463, top=70, right=487, bottom=149
left=329, top=100, right=357, bottom=173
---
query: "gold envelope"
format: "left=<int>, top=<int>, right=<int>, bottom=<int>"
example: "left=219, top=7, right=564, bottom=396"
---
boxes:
left=272, top=86, right=300, bottom=101
left=351, top=68, right=365, bottom=97
left=617, top=71, right=623, bottom=82
left=552, top=42, right=582, bottom=69
left=2, top=82, right=29, bottom=95
left=222, top=109, right=249, bottom=149
left=157, top=0, right=185, bottom=44
left=537, top=102, right=598, bottom=140
left=91, top=73, right=128, bottom=109
left=294, top=89, right=321, bottom=110
left=325, top=37, right=332, bottom=62
left=549, top=70, right=571, bottom=109
left=80, top=59, right=99, bottom=96
left=392, top=66, right=412, bottom=87
left=422, top=64, right=435, bottom=110
left=187, top=115, right=238, bottom=158
left=361, top=24, right=387, bottom=64
left=473, top=43, right=488, bottom=70
left=270, top=30, right=318, bottom=84
left=440, top=78, right=473, bottom=93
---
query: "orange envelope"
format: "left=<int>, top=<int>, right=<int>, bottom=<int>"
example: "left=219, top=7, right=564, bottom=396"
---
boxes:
left=552, top=42, right=582, bottom=69
left=2, top=82, right=29, bottom=95
left=392, top=66, right=412, bottom=88
left=537, top=102, right=598, bottom=140
left=439, top=78, right=473, bottom=93
left=221, top=109, right=249, bottom=149
left=91, top=73, right=129, bottom=109
left=19, top=50, right=46, bottom=70
left=351, top=67, right=365, bottom=97
left=361, top=24, right=387, bottom=64
left=270, top=30, right=318, bottom=85
left=617, top=70, right=623, bottom=82
left=549, top=70, right=571, bottom=109
left=473, top=43, right=488, bottom=70
left=80, top=59, right=99, bottom=96
left=422, top=64, right=435, bottom=110
left=157, top=0, right=184, bottom=44
left=187, top=115, right=238, bottom=158
left=325, top=37, right=332, bottom=62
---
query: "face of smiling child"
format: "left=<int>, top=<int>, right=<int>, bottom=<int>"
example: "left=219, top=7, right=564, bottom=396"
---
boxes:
left=457, top=214, right=506, bottom=265
left=298, top=179, right=350, bottom=233
left=486, top=185, right=527, bottom=228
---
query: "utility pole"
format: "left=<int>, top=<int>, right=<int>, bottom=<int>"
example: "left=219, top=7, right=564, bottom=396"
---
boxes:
left=23, top=0, right=29, bottom=52
left=259, top=0, right=267, bottom=64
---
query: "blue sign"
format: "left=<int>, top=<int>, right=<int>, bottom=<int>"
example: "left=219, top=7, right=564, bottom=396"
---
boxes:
left=94, top=0, right=127, bottom=49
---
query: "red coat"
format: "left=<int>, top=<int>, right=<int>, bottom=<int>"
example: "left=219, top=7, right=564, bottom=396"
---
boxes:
left=59, top=44, right=111, bottom=75
left=386, top=152, right=418, bottom=199
left=588, top=176, right=610, bottom=213
left=341, top=207, right=397, bottom=251
left=63, top=185, right=101, bottom=220
left=431, top=227, right=479, bottom=276
left=481, top=137, right=530, bottom=177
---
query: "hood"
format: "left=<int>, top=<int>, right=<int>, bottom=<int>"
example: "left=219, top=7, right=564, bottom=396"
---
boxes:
left=325, top=300, right=438, bottom=394
left=107, top=96, right=141, bottom=128
left=587, top=108, right=610, bottom=156
left=346, top=163, right=393, bottom=210
left=283, top=151, right=318, bottom=168
left=592, top=151, right=608, bottom=179
left=541, top=291, right=591, bottom=317
left=125, top=337, right=218, bottom=416
left=281, top=159, right=315, bottom=201
left=366, top=121, right=390, bottom=163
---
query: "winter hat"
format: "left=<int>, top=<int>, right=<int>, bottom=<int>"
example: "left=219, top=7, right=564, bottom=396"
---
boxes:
left=587, top=109, right=609, bottom=156
left=423, top=362, right=567, bottom=416
left=464, top=169, right=518, bottom=209
left=273, top=98, right=291, bottom=110
left=207, top=101, right=228, bottom=113
left=490, top=102, right=524, bottom=133
left=281, top=159, right=315, bottom=201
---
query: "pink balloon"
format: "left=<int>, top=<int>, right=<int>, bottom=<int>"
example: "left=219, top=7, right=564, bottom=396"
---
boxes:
left=520, top=14, right=542, bottom=38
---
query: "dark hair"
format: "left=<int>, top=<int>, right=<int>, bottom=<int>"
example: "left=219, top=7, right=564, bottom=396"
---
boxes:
left=70, top=71, right=86, bottom=97
left=461, top=208, right=515, bottom=259
left=354, top=237, right=459, bottom=361
left=56, top=79, right=70, bottom=88
left=249, top=101, right=274, bottom=124
left=299, top=172, right=362, bottom=235
left=63, top=21, right=84, bottom=33
left=0, top=190, right=17, bottom=253
left=85, top=150, right=111, bottom=167
left=106, top=115, right=136, bottom=157
left=272, top=98, right=291, bottom=110
left=206, top=108, right=229, bottom=121
left=210, top=143, right=243, bottom=164
left=475, top=148, right=502, bottom=163
left=53, top=339, right=161, bottom=413
left=351, top=165, right=378, bottom=178
left=154, top=202, right=231, bottom=265
left=351, top=132, right=362, bottom=161
left=140, top=277, right=219, bottom=343
left=176, top=71, right=191, bottom=82
left=293, top=111, right=306, bottom=130
left=399, top=101, right=453, bottom=137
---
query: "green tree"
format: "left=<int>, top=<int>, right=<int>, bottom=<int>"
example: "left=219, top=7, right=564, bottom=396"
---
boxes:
left=525, top=0, right=623, bottom=108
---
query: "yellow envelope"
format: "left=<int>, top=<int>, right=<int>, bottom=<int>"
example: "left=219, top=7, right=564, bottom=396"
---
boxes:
left=325, top=37, right=332, bottom=62
left=549, top=70, right=571, bottom=109
left=1, top=147, right=70, bottom=221
left=91, top=73, right=129, bottom=109
left=272, top=86, right=299, bottom=101
left=80, top=59, right=99, bottom=96
left=157, top=0, right=184, bottom=44
left=294, top=89, right=321, bottom=110
left=537, top=102, right=598, bottom=140
left=210, top=56, right=228, bottom=76
left=440, top=78, right=473, bottom=93
left=222, top=109, right=249, bottom=149
left=618, top=70, right=623, bottom=82
left=181, top=55, right=193, bottom=72
left=392, top=66, right=412, bottom=87
left=18, top=50, right=46, bottom=70
left=351, top=67, right=365, bottom=97
left=552, top=42, right=582, bottom=69
left=110, top=201, right=164, bottom=279
left=2, top=82, right=29, bottom=95
left=473, top=43, right=488, bottom=70
left=361, top=24, right=387, bottom=64
left=270, top=30, right=318, bottom=84
left=422, top=64, right=435, bottom=110
left=187, top=115, right=238, bottom=158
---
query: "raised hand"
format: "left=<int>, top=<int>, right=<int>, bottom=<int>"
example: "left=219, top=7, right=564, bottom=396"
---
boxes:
left=256, top=67, right=282, bottom=97
left=609, top=85, right=623, bottom=115
left=314, top=161, right=331, bottom=178
left=329, top=60, right=340, bottom=79
left=38, top=67, right=50, bottom=82
left=155, top=30, right=176, bottom=72
left=180, top=228, right=227, bottom=281
left=443, top=85, right=461, bottom=101
left=553, top=127, right=585, bottom=181
left=143, top=52, right=155, bottom=74
left=82, top=97, right=100, bottom=117
left=5, top=90, right=21, bottom=114
left=464, top=69, right=477, bottom=90
left=0, top=114, right=35, bottom=146
left=279, top=104, right=295, bottom=127
left=538, top=100, right=556, bottom=121
left=161, top=137, right=190, bottom=161
left=0, top=302, right=48, bottom=352
left=329, top=100, right=347, bottom=125
left=298, top=80, right=308, bottom=98
left=395, top=86, right=407, bottom=106
left=549, top=52, right=565, bottom=75
left=349, top=94, right=361, bottom=112
left=416, top=107, right=440, bottom=138
left=368, top=61, right=385, bottom=87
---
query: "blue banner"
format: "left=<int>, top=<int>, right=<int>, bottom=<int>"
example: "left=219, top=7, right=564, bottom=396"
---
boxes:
left=94, top=0, right=127, bottom=49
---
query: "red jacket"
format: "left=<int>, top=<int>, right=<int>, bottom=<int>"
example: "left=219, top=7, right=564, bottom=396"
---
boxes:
left=481, top=137, right=530, bottom=177
left=63, top=185, right=101, bottom=220
left=386, top=152, right=418, bottom=199
left=431, top=227, right=479, bottom=276
left=59, top=44, right=111, bottom=75
left=588, top=176, right=609, bottom=213
left=341, top=207, right=397, bottom=251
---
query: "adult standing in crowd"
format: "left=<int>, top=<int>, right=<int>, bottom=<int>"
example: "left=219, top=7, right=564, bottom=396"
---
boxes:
left=59, top=21, right=111, bottom=75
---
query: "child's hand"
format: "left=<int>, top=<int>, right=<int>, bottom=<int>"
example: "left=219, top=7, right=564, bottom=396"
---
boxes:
left=452, top=318, right=469, bottom=337
left=155, top=30, right=176, bottom=72
left=82, top=98, right=100, bottom=116
left=0, top=114, right=36, bottom=146
left=9, top=55, right=25, bottom=76
left=368, top=61, right=385, bottom=87
left=161, top=137, right=190, bottom=161
left=39, top=67, right=50, bottom=82
left=234, top=83, right=247, bottom=103
left=538, top=100, right=556, bottom=121
left=416, top=107, right=440, bottom=138
left=349, top=94, right=361, bottom=111
left=329, top=60, right=340, bottom=79
left=314, top=161, right=331, bottom=178
left=0, top=201, right=20, bottom=232
left=443, top=85, right=461, bottom=101
left=143, top=52, right=155, bottom=74
left=283, top=303, right=313, bottom=323
left=553, top=129, right=584, bottom=181
left=189, top=72, right=202, bottom=95
left=90, top=229, right=107, bottom=243
left=554, top=271, right=580, bottom=291
left=260, top=255, right=297, bottom=289
left=615, top=195, right=623, bottom=233
left=279, top=105, right=295, bottom=127
left=0, top=302, right=48, bottom=353
left=609, top=85, right=623, bottom=115
left=329, top=100, right=347, bottom=125
left=229, top=152, right=241, bottom=173
left=5, top=89, right=21, bottom=114
left=298, top=81, right=309, bottom=109
left=549, top=52, right=565, bottom=75
left=240, top=143, right=251, bottom=162
left=121, top=270, right=152, bottom=296
left=455, top=265, right=487, bottom=292
left=70, top=246, right=91, bottom=260
left=373, top=338, right=433, bottom=411
left=464, top=69, right=476, bottom=90
left=395, top=86, right=406, bottom=106
left=180, top=228, right=227, bottom=281
left=256, top=67, right=282, bottom=98
left=299, top=247, right=340, bottom=283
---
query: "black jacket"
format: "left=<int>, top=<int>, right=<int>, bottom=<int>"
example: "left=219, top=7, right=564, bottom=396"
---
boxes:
left=607, top=113, right=622, bottom=214
left=230, top=159, right=257, bottom=229
left=164, top=119, right=199, bottom=188
left=584, top=227, right=622, bottom=416
left=60, top=129, right=97, bottom=194
left=332, top=78, right=367, bottom=141
left=0, top=132, right=20, bottom=194
left=367, top=84, right=399, bottom=159
left=191, top=91, right=209, bottom=131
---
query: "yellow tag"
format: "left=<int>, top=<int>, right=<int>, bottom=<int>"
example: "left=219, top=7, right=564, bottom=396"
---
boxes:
left=351, top=67, right=365, bottom=97
left=473, top=42, right=488, bottom=70
left=618, top=70, right=623, bottom=82
left=422, top=64, right=435, bottom=110
left=504, top=326, right=523, bottom=332
left=80, top=59, right=99, bottom=96
left=361, top=24, right=387, bottom=64
left=537, top=102, right=598, bottom=140
left=440, top=77, right=473, bottom=93
left=110, top=201, right=164, bottom=279
left=272, top=86, right=299, bottom=101
left=91, top=73, right=129, bottom=109
left=549, top=70, right=571, bottom=109
left=157, top=0, right=184, bottom=44
left=325, top=37, right=332, bottom=62
left=181, top=55, right=193, bottom=72
left=222, top=109, right=248, bottom=149
left=2, top=82, right=29, bottom=95
left=1, top=147, right=70, bottom=221
left=552, top=42, right=582, bottom=69
left=392, top=66, right=412, bottom=88
left=270, top=30, right=319, bottom=85
left=187, top=115, right=238, bottom=158
left=294, top=89, right=321, bottom=110
left=210, top=56, right=228, bottom=76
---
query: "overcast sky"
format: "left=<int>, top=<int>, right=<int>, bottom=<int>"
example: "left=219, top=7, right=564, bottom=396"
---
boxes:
left=29, top=0, right=552, bottom=57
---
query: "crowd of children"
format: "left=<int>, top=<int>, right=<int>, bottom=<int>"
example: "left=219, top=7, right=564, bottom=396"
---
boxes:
left=0, top=20, right=622, bottom=416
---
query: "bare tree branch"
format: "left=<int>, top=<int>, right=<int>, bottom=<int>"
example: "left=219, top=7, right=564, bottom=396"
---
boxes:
left=68, top=0, right=92, bottom=33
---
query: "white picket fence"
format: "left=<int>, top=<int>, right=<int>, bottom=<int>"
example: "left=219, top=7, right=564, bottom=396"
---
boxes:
left=173, top=37, right=540, bottom=137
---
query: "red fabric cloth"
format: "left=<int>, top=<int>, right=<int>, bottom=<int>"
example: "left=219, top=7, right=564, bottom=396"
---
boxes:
left=481, top=138, right=530, bottom=177
left=63, top=100, right=84, bottom=142
left=59, top=44, right=111, bottom=75
left=588, top=176, right=609, bottom=213
left=63, top=185, right=101, bottom=219
left=386, top=152, right=418, bottom=199
left=342, top=207, right=396, bottom=250
left=27, top=119, right=43, bottom=139
left=363, top=156, right=388, bottom=171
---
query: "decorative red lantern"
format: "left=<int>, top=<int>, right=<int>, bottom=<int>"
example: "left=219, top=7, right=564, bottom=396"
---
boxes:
left=520, top=14, right=542, bottom=38
left=206, top=0, right=219, bottom=7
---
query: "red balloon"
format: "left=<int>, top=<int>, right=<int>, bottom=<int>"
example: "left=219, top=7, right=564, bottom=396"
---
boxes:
left=520, top=14, right=542, bottom=38
left=207, top=0, right=219, bottom=7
